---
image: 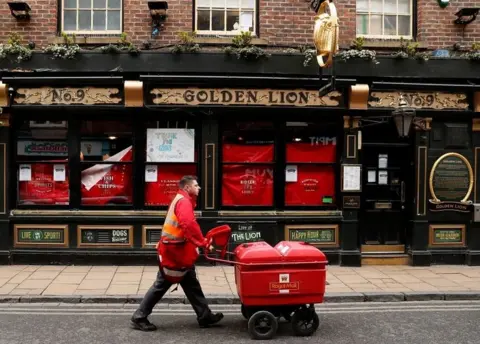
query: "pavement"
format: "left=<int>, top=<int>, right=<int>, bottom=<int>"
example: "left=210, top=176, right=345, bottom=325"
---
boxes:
left=1, top=264, right=480, bottom=303
left=0, top=301, right=479, bottom=343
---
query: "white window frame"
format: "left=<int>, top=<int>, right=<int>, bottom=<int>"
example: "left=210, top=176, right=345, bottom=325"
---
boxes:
left=61, top=0, right=123, bottom=35
left=195, top=0, right=257, bottom=36
left=356, top=0, right=413, bottom=39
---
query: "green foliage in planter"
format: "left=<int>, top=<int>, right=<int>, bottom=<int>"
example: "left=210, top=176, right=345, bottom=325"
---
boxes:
left=0, top=33, right=33, bottom=62
left=224, top=31, right=270, bottom=60
left=464, top=42, right=480, bottom=61
left=336, top=37, right=378, bottom=63
left=43, top=32, right=81, bottom=59
left=391, top=37, right=430, bottom=61
left=100, top=33, right=139, bottom=55
left=171, top=31, right=200, bottom=54
left=299, top=45, right=317, bottom=67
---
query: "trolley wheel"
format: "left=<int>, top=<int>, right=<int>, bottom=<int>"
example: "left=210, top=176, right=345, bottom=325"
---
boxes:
left=291, top=307, right=320, bottom=337
left=247, top=310, right=278, bottom=340
left=241, top=304, right=249, bottom=320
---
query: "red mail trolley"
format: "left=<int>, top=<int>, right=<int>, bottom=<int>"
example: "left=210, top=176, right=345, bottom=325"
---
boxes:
left=205, top=225, right=328, bottom=340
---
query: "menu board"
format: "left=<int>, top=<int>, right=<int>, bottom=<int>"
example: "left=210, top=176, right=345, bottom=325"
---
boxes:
left=285, top=225, right=339, bottom=247
left=78, top=225, right=133, bottom=248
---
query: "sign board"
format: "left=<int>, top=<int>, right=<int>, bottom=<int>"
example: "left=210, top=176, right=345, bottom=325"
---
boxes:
left=14, top=224, right=69, bottom=248
left=341, top=164, right=362, bottom=192
left=77, top=225, right=133, bottom=248
left=215, top=221, right=276, bottom=252
left=343, top=195, right=360, bottom=209
left=429, top=225, right=465, bottom=247
left=146, top=128, right=195, bottom=162
left=150, top=88, right=342, bottom=107
left=285, top=225, right=339, bottom=247
left=368, top=91, right=469, bottom=110
left=14, top=87, right=122, bottom=105
left=142, top=225, right=163, bottom=248
left=429, top=152, right=473, bottom=212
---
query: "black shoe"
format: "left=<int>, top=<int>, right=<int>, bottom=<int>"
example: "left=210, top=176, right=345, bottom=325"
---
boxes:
left=198, top=312, right=224, bottom=328
left=130, top=317, right=157, bottom=331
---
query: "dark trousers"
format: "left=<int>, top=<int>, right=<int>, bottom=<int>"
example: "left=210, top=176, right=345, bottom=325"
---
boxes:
left=132, top=267, right=211, bottom=321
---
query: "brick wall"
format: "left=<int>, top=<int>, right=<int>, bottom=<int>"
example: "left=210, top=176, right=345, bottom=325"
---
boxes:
left=0, top=0, right=477, bottom=51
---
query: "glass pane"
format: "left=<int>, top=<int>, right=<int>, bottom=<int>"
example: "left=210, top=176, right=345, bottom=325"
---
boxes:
left=239, top=11, right=253, bottom=31
left=18, top=163, right=70, bottom=205
left=93, top=0, right=106, bottom=7
left=384, top=15, right=397, bottom=35
left=356, top=14, right=368, bottom=35
left=398, top=0, right=410, bottom=14
left=79, top=10, right=92, bottom=30
left=384, top=0, right=396, bottom=13
left=93, top=10, right=106, bottom=30
left=212, top=0, right=224, bottom=7
left=370, top=14, right=382, bottom=35
left=212, top=10, right=225, bottom=30
left=227, top=9, right=239, bottom=31
left=64, top=10, right=77, bottom=30
left=398, top=15, right=411, bottom=36
left=241, top=0, right=254, bottom=9
left=79, top=0, right=91, bottom=8
left=227, top=0, right=239, bottom=8
left=197, top=0, right=210, bottom=7
left=356, top=0, right=368, bottom=12
left=107, top=10, right=121, bottom=30
left=197, top=10, right=210, bottom=30
left=64, top=0, right=76, bottom=9
left=108, top=0, right=120, bottom=8
left=371, top=0, right=383, bottom=12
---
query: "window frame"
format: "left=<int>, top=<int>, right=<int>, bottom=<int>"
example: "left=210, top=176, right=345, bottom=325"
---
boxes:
left=356, top=0, right=414, bottom=39
left=194, top=0, right=258, bottom=36
left=61, top=0, right=123, bottom=35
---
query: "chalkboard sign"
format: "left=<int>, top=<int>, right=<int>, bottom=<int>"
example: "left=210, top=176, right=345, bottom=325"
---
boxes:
left=285, top=225, right=339, bottom=247
left=429, top=225, right=465, bottom=247
left=142, top=225, right=162, bottom=248
left=14, top=224, right=69, bottom=248
left=215, top=222, right=276, bottom=252
left=77, top=225, right=133, bottom=248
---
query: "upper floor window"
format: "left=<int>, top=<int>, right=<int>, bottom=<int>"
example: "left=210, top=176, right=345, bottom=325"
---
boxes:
left=356, top=0, right=412, bottom=38
left=195, top=0, right=256, bottom=35
left=62, top=0, right=122, bottom=34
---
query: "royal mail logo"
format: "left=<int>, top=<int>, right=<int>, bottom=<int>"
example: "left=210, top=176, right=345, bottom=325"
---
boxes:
left=269, top=282, right=300, bottom=291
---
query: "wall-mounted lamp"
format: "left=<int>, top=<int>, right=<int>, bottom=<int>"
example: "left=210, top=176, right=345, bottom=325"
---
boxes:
left=392, top=95, right=416, bottom=138
left=437, top=0, right=449, bottom=9
left=454, top=8, right=479, bottom=25
left=7, top=2, right=31, bottom=20
left=148, top=1, right=168, bottom=37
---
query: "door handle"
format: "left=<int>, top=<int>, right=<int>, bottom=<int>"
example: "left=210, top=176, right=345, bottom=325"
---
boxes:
left=401, top=181, right=405, bottom=203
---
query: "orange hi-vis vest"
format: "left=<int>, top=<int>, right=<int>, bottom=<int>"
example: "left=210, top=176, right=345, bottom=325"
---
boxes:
left=157, top=193, right=198, bottom=283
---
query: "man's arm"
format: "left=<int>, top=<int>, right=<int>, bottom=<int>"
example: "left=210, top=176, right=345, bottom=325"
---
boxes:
left=175, top=198, right=207, bottom=247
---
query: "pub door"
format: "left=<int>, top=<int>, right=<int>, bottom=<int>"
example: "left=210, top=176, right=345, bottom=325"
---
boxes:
left=359, top=123, right=415, bottom=246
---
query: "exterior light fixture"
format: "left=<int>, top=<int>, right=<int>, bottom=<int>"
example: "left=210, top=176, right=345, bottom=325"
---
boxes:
left=148, top=1, right=168, bottom=37
left=392, top=95, right=416, bottom=138
left=7, top=2, right=31, bottom=20
left=454, top=8, right=479, bottom=25
left=437, top=0, right=449, bottom=9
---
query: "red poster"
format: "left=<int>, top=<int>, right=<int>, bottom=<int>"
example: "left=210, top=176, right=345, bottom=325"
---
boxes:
left=285, top=165, right=335, bottom=206
left=286, top=140, right=336, bottom=163
left=81, top=147, right=133, bottom=205
left=223, top=143, right=274, bottom=163
left=19, top=164, right=69, bottom=205
left=145, top=164, right=197, bottom=206
left=222, top=164, right=274, bottom=206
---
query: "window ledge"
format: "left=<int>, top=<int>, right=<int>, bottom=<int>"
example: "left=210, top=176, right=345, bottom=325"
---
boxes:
left=360, top=39, right=428, bottom=49
left=193, top=37, right=269, bottom=45
left=48, top=36, right=121, bottom=45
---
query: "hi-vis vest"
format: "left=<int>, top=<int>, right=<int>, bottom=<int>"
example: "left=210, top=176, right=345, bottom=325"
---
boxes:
left=157, top=193, right=198, bottom=283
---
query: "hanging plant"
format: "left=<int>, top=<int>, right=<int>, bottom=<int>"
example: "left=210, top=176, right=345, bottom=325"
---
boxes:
left=99, top=33, right=139, bottom=55
left=464, top=42, right=480, bottom=61
left=0, top=33, right=33, bottom=62
left=391, top=37, right=430, bottom=61
left=336, top=37, right=378, bottom=63
left=43, top=32, right=80, bottom=59
left=171, top=31, right=201, bottom=54
left=223, top=31, right=270, bottom=60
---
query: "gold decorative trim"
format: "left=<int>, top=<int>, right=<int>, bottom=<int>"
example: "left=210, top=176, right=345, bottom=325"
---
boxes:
left=218, top=210, right=342, bottom=216
left=77, top=225, right=133, bottom=248
left=10, top=209, right=205, bottom=217
left=416, top=146, right=427, bottom=216
left=0, top=143, right=5, bottom=214
left=352, top=117, right=361, bottom=129
left=474, top=92, right=480, bottom=113
left=346, top=134, right=357, bottom=159
left=343, top=116, right=351, bottom=129
left=473, top=119, right=480, bottom=132
left=429, top=152, right=474, bottom=203
left=14, top=87, right=122, bottom=105
left=204, top=143, right=216, bottom=210
left=0, top=114, right=10, bottom=127
left=476, top=147, right=480, bottom=203
left=124, top=81, right=144, bottom=107
left=284, top=224, right=339, bottom=247
left=414, top=117, right=432, bottom=131
left=14, top=224, right=69, bottom=248
left=348, top=84, right=369, bottom=110
left=428, top=224, right=466, bottom=247
left=369, top=91, right=469, bottom=110
left=0, top=82, right=8, bottom=107
left=141, top=225, right=163, bottom=248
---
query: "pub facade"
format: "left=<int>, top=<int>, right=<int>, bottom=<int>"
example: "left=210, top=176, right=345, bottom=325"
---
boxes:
left=0, top=0, right=479, bottom=266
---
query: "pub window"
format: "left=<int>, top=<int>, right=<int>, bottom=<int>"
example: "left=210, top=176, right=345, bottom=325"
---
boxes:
left=16, top=120, right=70, bottom=206
left=80, top=120, right=133, bottom=206
left=62, top=0, right=122, bottom=34
left=221, top=121, right=275, bottom=207
left=284, top=122, right=337, bottom=207
left=144, top=121, right=198, bottom=207
left=356, top=0, right=412, bottom=38
left=195, top=0, right=256, bottom=35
